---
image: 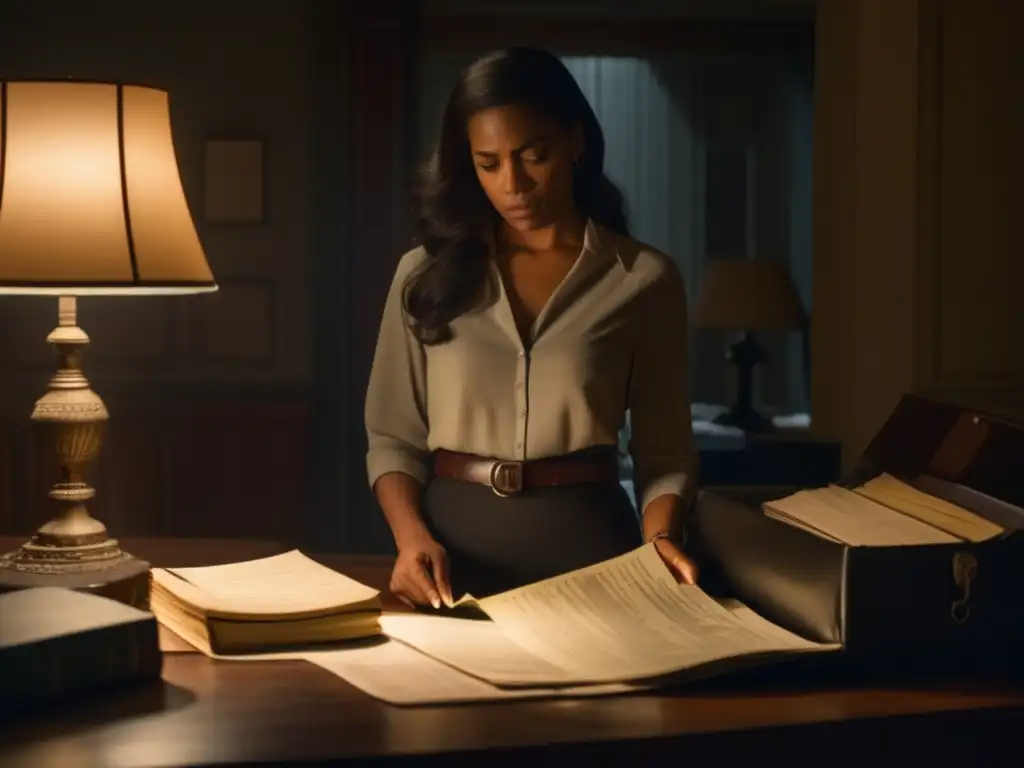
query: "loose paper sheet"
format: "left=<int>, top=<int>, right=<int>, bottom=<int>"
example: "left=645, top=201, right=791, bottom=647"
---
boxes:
left=157, top=615, right=642, bottom=703
left=393, top=544, right=835, bottom=687
left=300, top=639, right=642, bottom=706
left=763, top=485, right=961, bottom=547
left=854, top=473, right=1003, bottom=542
left=380, top=614, right=580, bottom=686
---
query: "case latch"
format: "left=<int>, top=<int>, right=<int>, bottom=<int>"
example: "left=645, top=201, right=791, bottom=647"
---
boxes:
left=951, top=550, right=978, bottom=625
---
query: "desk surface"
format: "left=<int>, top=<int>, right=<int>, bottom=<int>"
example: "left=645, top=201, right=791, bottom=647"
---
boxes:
left=1, top=536, right=1023, bottom=768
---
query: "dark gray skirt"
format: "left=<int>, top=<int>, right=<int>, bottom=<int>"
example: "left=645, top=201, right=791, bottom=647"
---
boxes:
left=421, top=472, right=642, bottom=598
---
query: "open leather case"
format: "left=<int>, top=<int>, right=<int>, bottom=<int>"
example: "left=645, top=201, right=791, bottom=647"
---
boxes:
left=691, top=394, right=1024, bottom=661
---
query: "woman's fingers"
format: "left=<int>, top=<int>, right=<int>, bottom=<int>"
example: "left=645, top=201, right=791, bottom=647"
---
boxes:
left=390, top=568, right=430, bottom=608
left=408, top=553, right=443, bottom=609
left=654, top=538, right=700, bottom=585
left=428, top=549, right=454, bottom=607
left=394, top=592, right=417, bottom=610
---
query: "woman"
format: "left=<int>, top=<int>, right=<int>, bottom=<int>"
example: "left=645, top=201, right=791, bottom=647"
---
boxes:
left=365, top=46, right=699, bottom=609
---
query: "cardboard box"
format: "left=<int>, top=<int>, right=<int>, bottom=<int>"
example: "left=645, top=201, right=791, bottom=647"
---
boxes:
left=691, top=394, right=1024, bottom=658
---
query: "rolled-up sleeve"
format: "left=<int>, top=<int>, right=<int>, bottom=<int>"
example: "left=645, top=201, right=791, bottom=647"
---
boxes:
left=364, top=248, right=431, bottom=489
left=627, top=261, right=699, bottom=514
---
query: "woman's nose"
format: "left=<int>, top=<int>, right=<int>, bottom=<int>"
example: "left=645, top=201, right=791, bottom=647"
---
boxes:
left=500, top=159, right=532, bottom=195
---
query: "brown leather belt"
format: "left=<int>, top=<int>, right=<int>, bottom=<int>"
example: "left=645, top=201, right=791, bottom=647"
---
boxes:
left=432, top=449, right=619, bottom=497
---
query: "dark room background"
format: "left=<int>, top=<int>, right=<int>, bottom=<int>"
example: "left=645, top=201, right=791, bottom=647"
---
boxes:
left=0, top=0, right=1020, bottom=556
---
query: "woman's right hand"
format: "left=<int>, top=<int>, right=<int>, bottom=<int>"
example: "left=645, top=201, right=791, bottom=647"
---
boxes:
left=389, top=534, right=453, bottom=610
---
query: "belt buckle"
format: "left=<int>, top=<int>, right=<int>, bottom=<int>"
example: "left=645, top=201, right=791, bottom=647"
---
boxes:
left=489, top=460, right=524, bottom=497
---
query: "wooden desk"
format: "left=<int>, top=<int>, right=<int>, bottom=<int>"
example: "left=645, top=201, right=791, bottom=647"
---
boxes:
left=1, top=536, right=1023, bottom=767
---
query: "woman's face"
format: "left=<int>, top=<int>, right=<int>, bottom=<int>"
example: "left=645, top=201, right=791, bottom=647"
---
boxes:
left=466, top=104, right=580, bottom=233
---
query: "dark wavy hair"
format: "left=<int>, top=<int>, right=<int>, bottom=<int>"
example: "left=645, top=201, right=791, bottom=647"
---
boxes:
left=404, top=46, right=629, bottom=345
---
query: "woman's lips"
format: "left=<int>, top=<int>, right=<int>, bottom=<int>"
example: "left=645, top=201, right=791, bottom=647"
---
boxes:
left=505, top=205, right=534, bottom=220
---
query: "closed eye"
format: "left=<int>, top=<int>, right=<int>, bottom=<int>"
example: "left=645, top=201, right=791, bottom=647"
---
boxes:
left=473, top=135, right=550, bottom=170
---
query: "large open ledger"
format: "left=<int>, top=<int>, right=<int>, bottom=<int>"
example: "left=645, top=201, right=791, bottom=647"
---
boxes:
left=380, top=543, right=838, bottom=689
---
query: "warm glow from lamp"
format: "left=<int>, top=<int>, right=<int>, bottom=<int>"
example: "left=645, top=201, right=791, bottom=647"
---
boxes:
left=0, top=81, right=217, bottom=603
left=0, top=81, right=216, bottom=292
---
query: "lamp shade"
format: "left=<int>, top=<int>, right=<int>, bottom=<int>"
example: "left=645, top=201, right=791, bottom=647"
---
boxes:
left=0, top=81, right=216, bottom=295
left=692, top=258, right=806, bottom=331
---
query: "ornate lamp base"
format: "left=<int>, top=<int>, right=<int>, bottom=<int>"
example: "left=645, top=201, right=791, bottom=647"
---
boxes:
left=0, top=296, right=150, bottom=610
left=0, top=516, right=152, bottom=607
left=0, top=541, right=151, bottom=609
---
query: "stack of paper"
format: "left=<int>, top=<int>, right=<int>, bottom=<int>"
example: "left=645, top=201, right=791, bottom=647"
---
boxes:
left=150, top=550, right=381, bottom=657
left=853, top=473, right=1005, bottom=542
left=762, top=484, right=962, bottom=546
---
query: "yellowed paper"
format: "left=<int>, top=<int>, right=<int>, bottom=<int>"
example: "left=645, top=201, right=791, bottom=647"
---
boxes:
left=763, top=485, right=961, bottom=546
left=380, top=614, right=581, bottom=686
left=395, top=544, right=835, bottom=687
left=301, top=639, right=642, bottom=706
left=151, top=603, right=349, bottom=661
left=153, top=550, right=380, bottom=619
left=717, top=598, right=823, bottom=645
left=854, top=473, right=1003, bottom=542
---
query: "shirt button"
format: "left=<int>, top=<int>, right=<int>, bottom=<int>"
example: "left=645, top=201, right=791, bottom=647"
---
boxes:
left=517, top=350, right=525, bottom=358
left=518, top=408, right=526, bottom=416
left=516, top=442, right=523, bottom=450
left=515, top=381, right=523, bottom=390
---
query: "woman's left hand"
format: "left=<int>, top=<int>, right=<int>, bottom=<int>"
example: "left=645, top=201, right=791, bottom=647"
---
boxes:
left=653, top=537, right=699, bottom=585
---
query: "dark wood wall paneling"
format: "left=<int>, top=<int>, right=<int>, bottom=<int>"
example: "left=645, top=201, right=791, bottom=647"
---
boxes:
left=335, top=1, right=421, bottom=552
left=307, top=0, right=355, bottom=552
left=0, top=2, right=326, bottom=549
left=0, top=2, right=422, bottom=553
left=0, top=397, right=311, bottom=544
left=420, top=15, right=814, bottom=55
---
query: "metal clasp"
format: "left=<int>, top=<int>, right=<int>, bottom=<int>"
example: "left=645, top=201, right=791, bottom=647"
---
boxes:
left=951, top=550, right=978, bottom=625
left=489, top=460, right=524, bottom=497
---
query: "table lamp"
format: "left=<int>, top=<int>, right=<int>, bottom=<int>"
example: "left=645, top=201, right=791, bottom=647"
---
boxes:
left=0, top=81, right=217, bottom=607
left=692, top=257, right=806, bottom=433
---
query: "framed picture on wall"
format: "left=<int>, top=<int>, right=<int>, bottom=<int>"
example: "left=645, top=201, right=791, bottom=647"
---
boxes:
left=203, top=138, right=266, bottom=225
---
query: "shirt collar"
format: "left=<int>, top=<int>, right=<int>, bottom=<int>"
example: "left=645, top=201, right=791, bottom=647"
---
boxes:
left=582, top=218, right=624, bottom=267
left=484, top=217, right=622, bottom=265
